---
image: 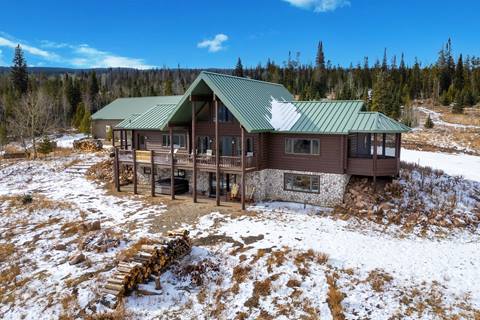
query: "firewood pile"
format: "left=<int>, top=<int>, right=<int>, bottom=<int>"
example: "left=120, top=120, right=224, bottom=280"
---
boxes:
left=86, top=159, right=114, bottom=183
left=73, top=138, right=103, bottom=152
left=100, top=230, right=192, bottom=308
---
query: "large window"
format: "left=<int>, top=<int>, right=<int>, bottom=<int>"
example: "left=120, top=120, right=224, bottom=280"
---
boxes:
left=162, top=133, right=186, bottom=149
left=197, top=136, right=212, bottom=154
left=284, top=173, right=320, bottom=193
left=348, top=133, right=397, bottom=158
left=217, top=104, right=233, bottom=122
left=285, top=138, right=320, bottom=155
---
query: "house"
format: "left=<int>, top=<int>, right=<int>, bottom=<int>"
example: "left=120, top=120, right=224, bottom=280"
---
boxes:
left=92, top=71, right=410, bottom=209
left=91, top=95, right=182, bottom=139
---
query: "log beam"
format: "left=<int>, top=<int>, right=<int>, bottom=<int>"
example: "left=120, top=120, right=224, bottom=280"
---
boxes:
left=170, top=126, right=175, bottom=200
left=192, top=100, right=197, bottom=203
left=214, top=95, right=220, bottom=206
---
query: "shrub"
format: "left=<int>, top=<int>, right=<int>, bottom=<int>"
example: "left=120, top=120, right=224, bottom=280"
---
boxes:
left=37, top=136, right=55, bottom=155
left=20, top=193, right=33, bottom=205
left=424, top=115, right=434, bottom=129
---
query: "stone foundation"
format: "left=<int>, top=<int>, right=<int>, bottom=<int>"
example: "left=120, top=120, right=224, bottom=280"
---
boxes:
left=245, top=169, right=350, bottom=207
left=133, top=165, right=349, bottom=207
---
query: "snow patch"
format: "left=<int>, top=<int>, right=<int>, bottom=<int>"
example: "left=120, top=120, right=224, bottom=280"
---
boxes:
left=266, top=97, right=301, bottom=131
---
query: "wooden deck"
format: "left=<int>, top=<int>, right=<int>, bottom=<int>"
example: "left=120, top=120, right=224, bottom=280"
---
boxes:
left=117, top=150, right=257, bottom=172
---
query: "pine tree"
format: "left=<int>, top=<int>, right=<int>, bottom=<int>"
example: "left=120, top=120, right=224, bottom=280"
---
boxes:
left=381, top=48, right=388, bottom=71
left=10, top=45, right=28, bottom=94
left=73, top=102, right=86, bottom=129
left=424, top=115, right=434, bottom=128
left=79, top=107, right=91, bottom=135
left=315, top=41, right=325, bottom=70
left=164, top=79, right=173, bottom=95
left=454, top=54, right=464, bottom=91
left=234, top=58, right=244, bottom=77
left=37, top=136, right=54, bottom=156
left=371, top=72, right=391, bottom=115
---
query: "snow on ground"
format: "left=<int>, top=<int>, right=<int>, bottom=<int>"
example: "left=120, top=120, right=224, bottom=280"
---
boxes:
left=417, top=106, right=480, bottom=129
left=0, top=152, right=168, bottom=319
left=401, top=148, right=480, bottom=182
left=52, top=133, right=86, bottom=148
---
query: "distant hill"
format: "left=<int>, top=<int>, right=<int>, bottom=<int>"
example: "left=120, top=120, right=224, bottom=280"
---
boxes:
left=0, top=66, right=231, bottom=75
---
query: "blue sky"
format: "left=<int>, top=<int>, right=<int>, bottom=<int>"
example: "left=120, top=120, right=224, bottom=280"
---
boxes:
left=0, top=0, right=479, bottom=69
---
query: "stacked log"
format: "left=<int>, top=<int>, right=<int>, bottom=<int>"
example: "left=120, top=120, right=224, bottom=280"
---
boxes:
left=100, top=230, right=191, bottom=308
left=73, top=138, right=103, bottom=152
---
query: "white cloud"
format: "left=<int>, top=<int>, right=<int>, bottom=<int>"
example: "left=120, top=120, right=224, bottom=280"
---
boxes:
left=197, top=34, right=229, bottom=52
left=283, top=0, right=350, bottom=12
left=70, top=44, right=155, bottom=69
left=0, top=32, right=156, bottom=69
left=0, top=49, right=4, bottom=66
left=0, top=36, right=59, bottom=60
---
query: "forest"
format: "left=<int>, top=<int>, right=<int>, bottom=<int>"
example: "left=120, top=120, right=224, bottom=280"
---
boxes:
left=1, top=38, right=479, bottom=148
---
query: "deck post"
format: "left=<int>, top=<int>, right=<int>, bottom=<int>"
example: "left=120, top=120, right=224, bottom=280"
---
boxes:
left=150, top=150, right=155, bottom=197
left=241, top=125, right=246, bottom=210
left=132, top=149, right=138, bottom=194
left=395, top=133, right=401, bottom=175
left=214, top=95, right=220, bottom=206
left=112, top=130, right=116, bottom=147
left=191, top=98, right=197, bottom=203
left=382, top=133, right=386, bottom=157
left=170, top=126, right=175, bottom=200
left=373, top=133, right=377, bottom=186
left=114, top=147, right=120, bottom=192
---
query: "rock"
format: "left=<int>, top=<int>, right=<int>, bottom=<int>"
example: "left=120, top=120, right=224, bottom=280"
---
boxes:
left=54, top=243, right=67, bottom=251
left=69, top=252, right=85, bottom=265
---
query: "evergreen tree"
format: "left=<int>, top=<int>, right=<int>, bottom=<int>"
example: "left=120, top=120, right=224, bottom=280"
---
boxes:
left=164, top=79, right=174, bottom=95
left=79, top=107, right=91, bottom=134
left=37, top=136, right=54, bottom=155
left=10, top=45, right=28, bottom=94
left=381, top=48, right=388, bottom=71
left=315, top=41, right=325, bottom=69
left=424, top=115, right=434, bottom=128
left=234, top=58, right=244, bottom=77
left=73, top=102, right=86, bottom=129
left=454, top=54, right=464, bottom=91
left=371, top=72, right=391, bottom=115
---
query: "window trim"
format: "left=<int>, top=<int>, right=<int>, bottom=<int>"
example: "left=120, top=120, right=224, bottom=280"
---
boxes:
left=161, top=133, right=187, bottom=149
left=284, top=138, right=320, bottom=156
left=283, top=173, right=320, bottom=194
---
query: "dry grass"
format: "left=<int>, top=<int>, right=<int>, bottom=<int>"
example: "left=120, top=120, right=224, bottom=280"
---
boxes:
left=86, top=298, right=127, bottom=320
left=232, top=265, right=252, bottom=284
left=244, top=278, right=272, bottom=309
left=366, top=269, right=393, bottom=292
left=286, top=278, right=301, bottom=288
left=0, top=243, right=16, bottom=262
left=326, top=274, right=345, bottom=320
left=250, top=248, right=267, bottom=263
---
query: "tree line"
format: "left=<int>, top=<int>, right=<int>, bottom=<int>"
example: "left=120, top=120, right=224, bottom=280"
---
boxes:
left=1, top=39, right=479, bottom=150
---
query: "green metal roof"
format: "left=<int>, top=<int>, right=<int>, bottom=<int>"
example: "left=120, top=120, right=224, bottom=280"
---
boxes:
left=91, top=95, right=182, bottom=120
left=115, top=113, right=141, bottom=128
left=282, top=100, right=365, bottom=134
left=107, top=72, right=410, bottom=134
left=164, top=71, right=294, bottom=132
left=115, top=103, right=177, bottom=130
left=349, top=112, right=411, bottom=133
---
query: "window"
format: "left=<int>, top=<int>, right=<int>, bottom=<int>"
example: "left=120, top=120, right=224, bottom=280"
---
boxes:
left=285, top=138, right=320, bottom=155
left=217, top=104, right=233, bottom=122
left=284, top=174, right=320, bottom=193
left=162, top=133, right=186, bottom=148
left=197, top=136, right=212, bottom=154
left=348, top=133, right=372, bottom=158
left=384, top=134, right=396, bottom=157
left=246, top=137, right=253, bottom=155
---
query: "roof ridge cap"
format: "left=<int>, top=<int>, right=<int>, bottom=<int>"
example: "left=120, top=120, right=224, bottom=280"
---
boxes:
left=201, top=70, right=285, bottom=87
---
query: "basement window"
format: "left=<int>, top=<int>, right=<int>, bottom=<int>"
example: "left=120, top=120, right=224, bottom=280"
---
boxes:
left=284, top=173, right=320, bottom=193
left=285, top=138, right=320, bottom=155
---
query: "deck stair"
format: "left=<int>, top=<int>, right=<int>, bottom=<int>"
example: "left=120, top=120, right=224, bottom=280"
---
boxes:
left=65, top=160, right=98, bottom=176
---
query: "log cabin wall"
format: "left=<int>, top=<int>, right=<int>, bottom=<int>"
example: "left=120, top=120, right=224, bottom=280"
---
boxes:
left=265, top=133, right=344, bottom=174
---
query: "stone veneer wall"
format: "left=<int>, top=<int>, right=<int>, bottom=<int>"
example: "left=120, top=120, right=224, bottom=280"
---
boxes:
left=245, top=169, right=350, bottom=207
left=134, top=165, right=349, bottom=207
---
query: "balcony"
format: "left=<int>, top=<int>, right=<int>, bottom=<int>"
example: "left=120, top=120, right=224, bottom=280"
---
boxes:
left=117, top=149, right=257, bottom=171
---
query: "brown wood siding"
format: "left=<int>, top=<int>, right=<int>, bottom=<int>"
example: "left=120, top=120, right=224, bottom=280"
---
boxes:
left=133, top=130, right=189, bottom=153
left=265, top=133, right=344, bottom=174
left=347, top=157, right=398, bottom=176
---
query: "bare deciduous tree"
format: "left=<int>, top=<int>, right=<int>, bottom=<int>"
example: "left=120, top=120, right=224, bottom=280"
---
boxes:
left=8, top=90, right=55, bottom=159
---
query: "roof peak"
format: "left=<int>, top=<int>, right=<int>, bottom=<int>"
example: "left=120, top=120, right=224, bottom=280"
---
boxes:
left=200, top=71, right=285, bottom=87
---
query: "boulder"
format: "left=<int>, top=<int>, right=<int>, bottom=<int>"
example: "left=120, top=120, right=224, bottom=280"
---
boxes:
left=69, top=252, right=85, bottom=265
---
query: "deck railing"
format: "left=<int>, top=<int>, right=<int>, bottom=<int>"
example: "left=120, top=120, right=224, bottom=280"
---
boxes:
left=117, top=149, right=256, bottom=170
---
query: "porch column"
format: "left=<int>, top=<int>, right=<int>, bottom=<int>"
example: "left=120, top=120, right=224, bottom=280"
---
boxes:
left=170, top=126, right=175, bottom=200
left=191, top=98, right=197, bottom=203
left=241, top=125, right=246, bottom=210
left=112, top=130, right=116, bottom=147
left=395, top=133, right=401, bottom=175
left=114, top=147, right=120, bottom=192
left=373, top=133, right=377, bottom=185
left=382, top=133, right=386, bottom=157
left=150, top=150, right=155, bottom=197
left=214, top=94, right=220, bottom=206
left=133, top=149, right=138, bottom=194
